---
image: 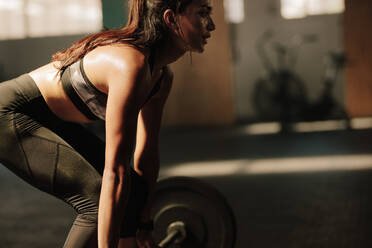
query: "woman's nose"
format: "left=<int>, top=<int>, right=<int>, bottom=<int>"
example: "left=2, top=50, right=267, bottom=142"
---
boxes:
left=207, top=16, right=216, bottom=32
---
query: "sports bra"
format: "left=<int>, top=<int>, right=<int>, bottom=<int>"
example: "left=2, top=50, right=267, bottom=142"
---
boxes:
left=61, top=57, right=161, bottom=121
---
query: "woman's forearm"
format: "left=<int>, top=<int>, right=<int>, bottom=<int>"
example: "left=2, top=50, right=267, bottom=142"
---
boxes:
left=98, top=168, right=131, bottom=247
left=140, top=175, right=158, bottom=222
left=135, top=154, right=160, bottom=222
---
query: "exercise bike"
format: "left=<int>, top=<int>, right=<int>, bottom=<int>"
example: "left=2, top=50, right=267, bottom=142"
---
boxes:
left=252, top=31, right=349, bottom=131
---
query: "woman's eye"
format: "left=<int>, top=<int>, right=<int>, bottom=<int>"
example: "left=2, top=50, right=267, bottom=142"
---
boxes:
left=199, top=11, right=209, bottom=17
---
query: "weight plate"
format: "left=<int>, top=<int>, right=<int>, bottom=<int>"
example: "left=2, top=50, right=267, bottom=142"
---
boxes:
left=151, top=177, right=236, bottom=248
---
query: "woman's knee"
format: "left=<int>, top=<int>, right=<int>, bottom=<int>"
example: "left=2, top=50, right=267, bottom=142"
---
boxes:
left=64, top=215, right=98, bottom=248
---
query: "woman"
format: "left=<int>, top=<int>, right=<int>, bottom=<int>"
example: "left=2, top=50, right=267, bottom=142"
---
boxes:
left=0, top=0, right=215, bottom=247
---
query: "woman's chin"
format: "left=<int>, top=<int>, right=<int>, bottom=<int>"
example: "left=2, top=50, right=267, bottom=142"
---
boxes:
left=191, top=45, right=205, bottom=53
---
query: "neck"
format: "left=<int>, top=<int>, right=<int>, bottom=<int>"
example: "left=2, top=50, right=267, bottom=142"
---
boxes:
left=151, top=37, right=187, bottom=71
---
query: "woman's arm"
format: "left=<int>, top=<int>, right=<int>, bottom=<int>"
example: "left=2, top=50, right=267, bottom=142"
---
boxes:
left=98, top=49, right=150, bottom=248
left=134, top=66, right=173, bottom=222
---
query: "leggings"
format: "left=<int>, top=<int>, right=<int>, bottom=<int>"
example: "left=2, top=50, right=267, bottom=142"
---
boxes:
left=0, top=74, right=148, bottom=247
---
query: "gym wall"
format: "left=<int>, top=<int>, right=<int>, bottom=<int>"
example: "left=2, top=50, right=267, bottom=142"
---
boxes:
left=0, top=34, right=85, bottom=81
left=101, top=0, right=127, bottom=30
left=344, top=0, right=372, bottom=117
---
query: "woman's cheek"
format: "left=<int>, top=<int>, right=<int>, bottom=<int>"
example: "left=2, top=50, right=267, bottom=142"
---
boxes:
left=201, top=17, right=209, bottom=30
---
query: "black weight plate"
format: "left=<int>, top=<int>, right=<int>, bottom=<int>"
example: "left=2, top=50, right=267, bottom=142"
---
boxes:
left=151, top=177, right=236, bottom=248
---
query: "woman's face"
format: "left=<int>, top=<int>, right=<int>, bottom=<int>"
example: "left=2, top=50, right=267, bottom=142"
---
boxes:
left=176, top=0, right=215, bottom=52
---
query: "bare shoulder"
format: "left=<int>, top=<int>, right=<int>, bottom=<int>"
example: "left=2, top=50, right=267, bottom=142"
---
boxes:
left=84, top=44, right=149, bottom=88
left=93, top=44, right=147, bottom=72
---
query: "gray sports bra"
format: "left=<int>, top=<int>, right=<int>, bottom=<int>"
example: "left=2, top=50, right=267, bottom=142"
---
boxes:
left=61, top=58, right=161, bottom=121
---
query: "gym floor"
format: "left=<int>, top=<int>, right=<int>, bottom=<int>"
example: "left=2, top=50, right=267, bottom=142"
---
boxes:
left=1, top=123, right=372, bottom=248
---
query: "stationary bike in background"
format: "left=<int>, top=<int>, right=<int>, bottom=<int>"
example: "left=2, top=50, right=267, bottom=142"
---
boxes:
left=252, top=30, right=350, bottom=131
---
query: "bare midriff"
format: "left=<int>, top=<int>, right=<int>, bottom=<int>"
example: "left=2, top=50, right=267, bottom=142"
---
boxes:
left=28, top=62, right=94, bottom=123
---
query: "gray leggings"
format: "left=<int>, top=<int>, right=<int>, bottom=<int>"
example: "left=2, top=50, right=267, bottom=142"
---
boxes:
left=0, top=74, right=148, bottom=247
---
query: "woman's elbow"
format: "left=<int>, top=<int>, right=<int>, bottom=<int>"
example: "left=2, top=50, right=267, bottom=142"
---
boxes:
left=102, top=166, right=129, bottom=186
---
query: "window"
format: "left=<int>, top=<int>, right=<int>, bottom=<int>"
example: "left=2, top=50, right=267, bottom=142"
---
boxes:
left=281, top=0, right=344, bottom=19
left=223, top=0, right=245, bottom=24
left=0, top=0, right=102, bottom=40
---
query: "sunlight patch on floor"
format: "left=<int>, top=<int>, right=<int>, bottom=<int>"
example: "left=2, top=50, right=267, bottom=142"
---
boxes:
left=240, top=117, right=372, bottom=135
left=160, top=154, right=372, bottom=177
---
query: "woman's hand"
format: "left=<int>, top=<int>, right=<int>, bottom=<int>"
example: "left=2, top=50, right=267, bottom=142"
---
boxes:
left=136, top=229, right=159, bottom=248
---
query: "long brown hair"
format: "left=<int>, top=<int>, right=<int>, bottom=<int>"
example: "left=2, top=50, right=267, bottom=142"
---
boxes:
left=52, top=0, right=193, bottom=72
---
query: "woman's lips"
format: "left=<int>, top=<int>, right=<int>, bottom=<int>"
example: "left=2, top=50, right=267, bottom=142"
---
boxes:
left=202, top=35, right=211, bottom=44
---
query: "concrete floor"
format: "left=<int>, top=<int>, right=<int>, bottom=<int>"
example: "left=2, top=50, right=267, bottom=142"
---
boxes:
left=1, top=125, right=372, bottom=247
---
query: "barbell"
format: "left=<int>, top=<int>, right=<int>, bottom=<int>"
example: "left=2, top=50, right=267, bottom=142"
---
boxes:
left=150, top=177, right=236, bottom=248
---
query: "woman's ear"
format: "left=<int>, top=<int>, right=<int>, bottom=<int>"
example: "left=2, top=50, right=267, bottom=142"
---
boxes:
left=163, top=9, right=179, bottom=32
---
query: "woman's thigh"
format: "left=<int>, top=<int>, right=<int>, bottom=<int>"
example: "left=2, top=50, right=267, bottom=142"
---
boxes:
left=0, top=108, right=104, bottom=205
